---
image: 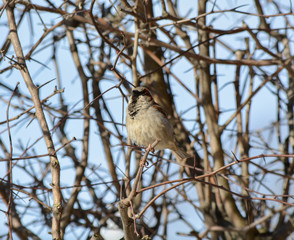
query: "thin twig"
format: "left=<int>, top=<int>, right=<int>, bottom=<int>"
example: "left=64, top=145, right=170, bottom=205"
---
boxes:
left=6, top=81, right=19, bottom=240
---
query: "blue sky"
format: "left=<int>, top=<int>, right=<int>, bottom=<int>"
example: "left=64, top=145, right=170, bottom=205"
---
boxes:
left=0, top=0, right=293, bottom=239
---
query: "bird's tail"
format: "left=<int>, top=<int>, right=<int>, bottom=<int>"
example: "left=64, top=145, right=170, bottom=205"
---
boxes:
left=172, top=148, right=191, bottom=162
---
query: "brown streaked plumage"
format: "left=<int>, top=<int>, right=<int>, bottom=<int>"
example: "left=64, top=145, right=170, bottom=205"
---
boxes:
left=126, top=87, right=190, bottom=161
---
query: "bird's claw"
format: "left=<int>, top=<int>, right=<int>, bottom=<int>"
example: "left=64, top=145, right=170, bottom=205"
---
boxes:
left=140, top=157, right=149, bottom=166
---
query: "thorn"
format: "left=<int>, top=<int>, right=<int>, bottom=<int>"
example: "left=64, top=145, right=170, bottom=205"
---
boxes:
left=231, top=151, right=240, bottom=162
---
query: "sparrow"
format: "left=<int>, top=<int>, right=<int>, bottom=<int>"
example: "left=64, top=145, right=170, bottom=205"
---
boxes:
left=126, top=86, right=190, bottom=161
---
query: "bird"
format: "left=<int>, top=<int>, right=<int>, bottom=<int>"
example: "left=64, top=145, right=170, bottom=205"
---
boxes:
left=126, top=86, right=190, bottom=162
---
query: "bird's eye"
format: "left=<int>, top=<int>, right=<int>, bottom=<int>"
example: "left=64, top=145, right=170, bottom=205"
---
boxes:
left=142, top=89, right=149, bottom=95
